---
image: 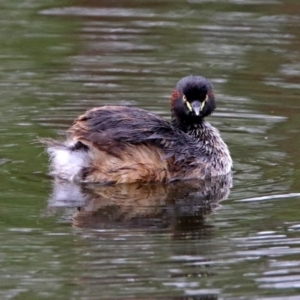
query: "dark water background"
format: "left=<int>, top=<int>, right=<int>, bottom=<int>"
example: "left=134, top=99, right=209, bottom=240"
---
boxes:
left=1, top=0, right=300, bottom=299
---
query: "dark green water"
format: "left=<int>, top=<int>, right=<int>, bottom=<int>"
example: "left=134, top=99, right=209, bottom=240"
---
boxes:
left=1, top=0, right=300, bottom=299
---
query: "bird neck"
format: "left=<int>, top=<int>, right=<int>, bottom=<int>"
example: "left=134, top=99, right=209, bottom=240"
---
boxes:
left=171, top=115, right=205, bottom=142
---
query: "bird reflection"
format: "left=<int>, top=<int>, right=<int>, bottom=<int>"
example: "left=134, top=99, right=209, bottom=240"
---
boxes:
left=48, top=174, right=232, bottom=238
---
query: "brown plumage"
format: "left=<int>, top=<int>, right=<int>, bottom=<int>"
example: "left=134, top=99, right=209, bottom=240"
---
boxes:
left=42, top=75, right=232, bottom=184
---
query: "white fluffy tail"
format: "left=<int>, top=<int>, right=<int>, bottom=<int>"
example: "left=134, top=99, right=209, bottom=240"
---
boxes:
left=41, top=138, right=90, bottom=182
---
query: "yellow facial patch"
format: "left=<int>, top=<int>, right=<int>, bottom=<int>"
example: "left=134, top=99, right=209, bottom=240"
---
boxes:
left=183, top=95, right=193, bottom=111
left=201, top=95, right=208, bottom=111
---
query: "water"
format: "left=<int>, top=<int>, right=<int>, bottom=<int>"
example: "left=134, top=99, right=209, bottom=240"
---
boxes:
left=1, top=0, right=300, bottom=299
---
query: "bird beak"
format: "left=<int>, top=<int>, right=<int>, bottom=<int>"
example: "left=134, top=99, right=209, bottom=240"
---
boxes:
left=191, top=101, right=201, bottom=116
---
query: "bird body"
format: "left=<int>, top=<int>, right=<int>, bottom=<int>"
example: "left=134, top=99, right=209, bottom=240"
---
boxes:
left=43, top=76, right=232, bottom=184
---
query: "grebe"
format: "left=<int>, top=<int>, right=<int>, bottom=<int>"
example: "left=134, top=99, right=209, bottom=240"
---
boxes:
left=42, top=75, right=232, bottom=184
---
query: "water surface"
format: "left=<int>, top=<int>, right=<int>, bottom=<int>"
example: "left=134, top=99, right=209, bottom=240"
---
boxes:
left=1, top=0, right=300, bottom=299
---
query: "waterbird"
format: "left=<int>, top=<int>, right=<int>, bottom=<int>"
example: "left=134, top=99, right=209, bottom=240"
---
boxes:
left=41, top=75, right=232, bottom=184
